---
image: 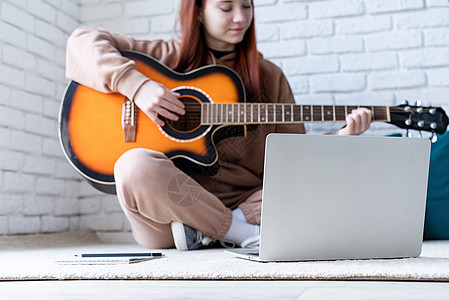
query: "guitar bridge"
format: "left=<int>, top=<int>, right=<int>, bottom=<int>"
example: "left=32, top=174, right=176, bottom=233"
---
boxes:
left=122, top=98, right=137, bottom=142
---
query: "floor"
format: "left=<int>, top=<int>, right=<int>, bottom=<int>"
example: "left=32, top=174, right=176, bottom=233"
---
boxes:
left=1, top=280, right=449, bottom=299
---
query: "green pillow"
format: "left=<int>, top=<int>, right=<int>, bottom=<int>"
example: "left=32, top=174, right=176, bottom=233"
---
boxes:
left=424, top=131, right=449, bottom=240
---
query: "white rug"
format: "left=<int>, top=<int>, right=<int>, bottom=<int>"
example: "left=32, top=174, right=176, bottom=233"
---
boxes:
left=1, top=230, right=449, bottom=281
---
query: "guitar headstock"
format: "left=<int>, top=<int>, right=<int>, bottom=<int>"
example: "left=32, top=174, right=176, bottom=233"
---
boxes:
left=388, top=101, right=448, bottom=135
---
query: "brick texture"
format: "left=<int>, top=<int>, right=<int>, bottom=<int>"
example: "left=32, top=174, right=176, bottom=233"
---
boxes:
left=1, top=0, right=448, bottom=240
left=0, top=0, right=81, bottom=236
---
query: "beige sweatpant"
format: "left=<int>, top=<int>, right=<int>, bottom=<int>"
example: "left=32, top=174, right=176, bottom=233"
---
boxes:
left=114, top=148, right=262, bottom=249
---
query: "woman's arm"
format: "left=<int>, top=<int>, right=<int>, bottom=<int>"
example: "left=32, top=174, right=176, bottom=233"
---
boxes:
left=66, top=26, right=184, bottom=126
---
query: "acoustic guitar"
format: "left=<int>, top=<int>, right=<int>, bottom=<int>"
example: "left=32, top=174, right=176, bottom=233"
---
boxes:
left=59, top=50, right=449, bottom=194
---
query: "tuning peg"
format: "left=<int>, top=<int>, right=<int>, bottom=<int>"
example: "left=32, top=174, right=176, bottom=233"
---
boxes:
left=405, top=119, right=412, bottom=126
left=402, top=100, right=414, bottom=113
left=418, top=130, right=422, bottom=138
left=415, top=99, right=422, bottom=107
left=429, top=108, right=437, bottom=115
left=431, top=133, right=438, bottom=143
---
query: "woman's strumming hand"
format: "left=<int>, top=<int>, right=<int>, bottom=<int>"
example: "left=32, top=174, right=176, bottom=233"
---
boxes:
left=134, top=80, right=185, bottom=126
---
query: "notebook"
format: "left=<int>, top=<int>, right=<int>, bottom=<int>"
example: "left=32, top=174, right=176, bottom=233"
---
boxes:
left=226, top=134, right=431, bottom=262
left=54, top=257, right=156, bottom=265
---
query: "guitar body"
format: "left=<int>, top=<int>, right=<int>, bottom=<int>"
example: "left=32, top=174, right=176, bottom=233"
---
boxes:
left=59, top=51, right=246, bottom=194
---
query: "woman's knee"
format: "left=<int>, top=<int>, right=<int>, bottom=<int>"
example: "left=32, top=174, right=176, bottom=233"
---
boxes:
left=114, top=148, right=168, bottom=183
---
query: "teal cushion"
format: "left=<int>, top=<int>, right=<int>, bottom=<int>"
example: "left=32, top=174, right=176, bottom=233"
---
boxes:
left=424, top=131, right=449, bottom=240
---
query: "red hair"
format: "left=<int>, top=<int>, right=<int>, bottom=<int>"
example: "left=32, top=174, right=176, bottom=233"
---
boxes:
left=175, top=0, right=263, bottom=102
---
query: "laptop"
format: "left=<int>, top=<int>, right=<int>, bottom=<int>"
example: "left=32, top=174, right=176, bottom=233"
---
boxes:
left=226, top=134, right=431, bottom=262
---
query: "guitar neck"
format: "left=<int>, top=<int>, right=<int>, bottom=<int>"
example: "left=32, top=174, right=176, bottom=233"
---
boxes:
left=201, top=103, right=391, bottom=125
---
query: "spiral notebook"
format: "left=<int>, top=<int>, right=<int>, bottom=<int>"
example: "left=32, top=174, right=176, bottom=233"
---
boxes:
left=54, top=257, right=156, bottom=265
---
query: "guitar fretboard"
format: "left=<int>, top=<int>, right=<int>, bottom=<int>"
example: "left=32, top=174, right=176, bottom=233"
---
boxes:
left=201, top=104, right=390, bottom=125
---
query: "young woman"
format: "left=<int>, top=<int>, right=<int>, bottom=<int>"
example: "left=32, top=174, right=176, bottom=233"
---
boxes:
left=66, top=0, right=372, bottom=250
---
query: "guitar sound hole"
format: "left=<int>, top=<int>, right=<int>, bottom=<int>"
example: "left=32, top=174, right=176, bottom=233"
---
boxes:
left=167, top=97, right=202, bottom=132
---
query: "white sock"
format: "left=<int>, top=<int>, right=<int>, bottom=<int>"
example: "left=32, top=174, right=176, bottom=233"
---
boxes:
left=232, top=208, right=247, bottom=222
left=222, top=216, right=260, bottom=246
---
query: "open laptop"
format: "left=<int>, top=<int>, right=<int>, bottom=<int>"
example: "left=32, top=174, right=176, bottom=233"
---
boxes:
left=226, top=134, right=431, bottom=262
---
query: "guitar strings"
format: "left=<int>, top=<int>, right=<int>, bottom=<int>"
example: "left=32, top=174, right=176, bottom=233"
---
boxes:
left=181, top=105, right=410, bottom=111
left=172, top=104, right=419, bottom=122
left=180, top=103, right=425, bottom=109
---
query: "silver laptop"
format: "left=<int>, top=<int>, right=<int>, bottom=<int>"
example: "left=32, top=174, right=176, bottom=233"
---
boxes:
left=226, top=134, right=431, bottom=262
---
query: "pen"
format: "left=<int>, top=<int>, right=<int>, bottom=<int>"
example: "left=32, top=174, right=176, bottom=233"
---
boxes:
left=74, top=252, right=163, bottom=257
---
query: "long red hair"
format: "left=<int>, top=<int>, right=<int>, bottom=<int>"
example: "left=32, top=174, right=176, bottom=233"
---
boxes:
left=175, top=0, right=263, bottom=102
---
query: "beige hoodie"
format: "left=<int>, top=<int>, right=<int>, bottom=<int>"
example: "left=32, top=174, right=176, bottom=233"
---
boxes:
left=66, top=26, right=305, bottom=208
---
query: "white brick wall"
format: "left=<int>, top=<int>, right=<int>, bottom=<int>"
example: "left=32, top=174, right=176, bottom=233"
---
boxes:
left=0, top=0, right=81, bottom=235
left=1, top=0, right=449, bottom=241
left=254, top=0, right=449, bottom=134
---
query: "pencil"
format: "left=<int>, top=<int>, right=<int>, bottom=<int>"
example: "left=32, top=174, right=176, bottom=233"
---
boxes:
left=74, top=252, right=163, bottom=257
